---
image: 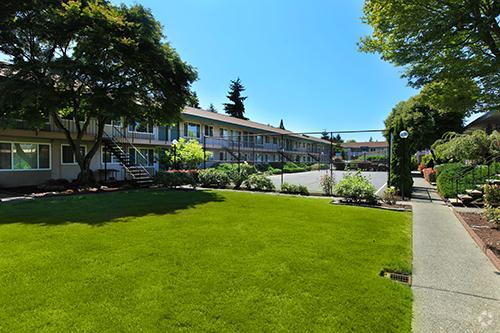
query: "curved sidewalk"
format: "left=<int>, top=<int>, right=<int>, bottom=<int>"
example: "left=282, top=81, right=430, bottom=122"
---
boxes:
left=411, top=176, right=500, bottom=332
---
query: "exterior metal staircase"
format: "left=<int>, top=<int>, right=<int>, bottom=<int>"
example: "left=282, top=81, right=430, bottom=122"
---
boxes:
left=307, top=153, right=320, bottom=163
left=279, top=151, right=294, bottom=162
left=102, top=125, right=153, bottom=187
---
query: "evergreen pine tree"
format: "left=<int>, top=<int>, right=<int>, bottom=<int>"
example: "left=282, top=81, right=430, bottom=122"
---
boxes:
left=187, top=91, right=200, bottom=108
left=279, top=119, right=285, bottom=130
left=223, top=78, right=247, bottom=119
left=207, top=103, right=218, bottom=113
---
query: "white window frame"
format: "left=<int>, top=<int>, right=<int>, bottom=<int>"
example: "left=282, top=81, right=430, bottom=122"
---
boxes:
left=61, top=144, right=87, bottom=165
left=204, top=125, right=214, bottom=137
left=183, top=122, right=201, bottom=139
left=0, top=141, right=52, bottom=172
left=128, top=122, right=154, bottom=134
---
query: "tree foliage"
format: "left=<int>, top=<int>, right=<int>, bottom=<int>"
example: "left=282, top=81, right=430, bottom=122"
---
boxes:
left=432, top=130, right=499, bottom=163
left=207, top=103, right=217, bottom=113
left=0, top=0, right=197, bottom=183
left=384, top=96, right=465, bottom=154
left=223, top=78, right=247, bottom=119
left=360, top=0, right=499, bottom=111
left=187, top=91, right=200, bottom=108
left=162, top=138, right=210, bottom=170
left=388, top=118, right=413, bottom=196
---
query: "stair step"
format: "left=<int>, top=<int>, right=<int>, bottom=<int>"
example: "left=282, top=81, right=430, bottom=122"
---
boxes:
left=457, top=194, right=474, bottom=202
left=486, top=179, right=500, bottom=185
left=449, top=198, right=463, bottom=206
left=465, top=189, right=483, bottom=197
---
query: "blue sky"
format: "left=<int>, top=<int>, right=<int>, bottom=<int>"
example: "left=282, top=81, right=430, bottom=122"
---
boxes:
left=124, top=1, right=419, bottom=141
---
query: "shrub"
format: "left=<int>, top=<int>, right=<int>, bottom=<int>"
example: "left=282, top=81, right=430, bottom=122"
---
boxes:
left=280, top=182, right=309, bottom=195
left=367, top=155, right=387, bottom=163
left=434, top=163, right=500, bottom=198
left=310, top=163, right=329, bottom=171
left=217, top=163, right=257, bottom=188
left=243, top=174, right=276, bottom=192
left=484, top=184, right=500, bottom=229
left=334, top=172, right=377, bottom=204
left=382, top=186, right=397, bottom=205
left=283, top=162, right=307, bottom=173
left=155, top=170, right=197, bottom=188
left=333, top=159, right=346, bottom=170
left=422, top=168, right=436, bottom=183
left=198, top=169, right=231, bottom=188
left=320, top=174, right=335, bottom=196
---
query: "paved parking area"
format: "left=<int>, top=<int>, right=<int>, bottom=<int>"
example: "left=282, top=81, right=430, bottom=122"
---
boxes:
left=268, top=170, right=387, bottom=195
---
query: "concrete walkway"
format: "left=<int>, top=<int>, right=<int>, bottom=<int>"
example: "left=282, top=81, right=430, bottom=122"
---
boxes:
left=411, top=176, right=500, bottom=332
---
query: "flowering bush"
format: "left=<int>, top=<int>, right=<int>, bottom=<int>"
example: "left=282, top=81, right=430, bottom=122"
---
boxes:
left=382, top=186, right=397, bottom=205
left=334, top=172, right=376, bottom=204
left=422, top=168, right=436, bottom=183
left=216, top=163, right=257, bottom=189
left=198, top=169, right=231, bottom=188
left=484, top=184, right=500, bottom=229
left=243, top=174, right=275, bottom=192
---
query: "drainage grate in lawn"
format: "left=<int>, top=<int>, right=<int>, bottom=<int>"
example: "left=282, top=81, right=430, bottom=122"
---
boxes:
left=380, top=270, right=412, bottom=285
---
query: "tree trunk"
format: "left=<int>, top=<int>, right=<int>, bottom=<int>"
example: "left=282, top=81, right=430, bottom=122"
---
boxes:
left=52, top=113, right=106, bottom=187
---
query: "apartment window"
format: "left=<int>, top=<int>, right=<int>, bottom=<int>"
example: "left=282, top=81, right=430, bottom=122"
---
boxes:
left=255, top=135, right=263, bottom=144
left=273, top=137, right=278, bottom=145
left=219, top=152, right=224, bottom=161
left=129, top=122, right=153, bottom=133
left=0, top=142, right=51, bottom=170
left=204, top=125, right=214, bottom=137
left=61, top=144, right=87, bottom=165
left=184, top=123, right=201, bottom=138
left=0, top=143, right=12, bottom=169
left=220, top=128, right=228, bottom=138
left=138, top=148, right=155, bottom=166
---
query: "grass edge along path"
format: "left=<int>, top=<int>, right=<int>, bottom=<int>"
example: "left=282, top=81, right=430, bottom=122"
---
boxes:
left=0, top=189, right=412, bottom=332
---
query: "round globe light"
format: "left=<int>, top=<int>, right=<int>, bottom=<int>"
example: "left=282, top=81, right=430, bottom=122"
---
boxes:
left=399, top=130, right=409, bottom=139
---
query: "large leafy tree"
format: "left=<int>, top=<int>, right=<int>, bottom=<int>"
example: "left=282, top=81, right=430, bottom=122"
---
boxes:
left=384, top=96, right=464, bottom=154
left=360, top=0, right=499, bottom=111
left=0, top=0, right=197, bottom=184
left=223, top=78, right=247, bottom=120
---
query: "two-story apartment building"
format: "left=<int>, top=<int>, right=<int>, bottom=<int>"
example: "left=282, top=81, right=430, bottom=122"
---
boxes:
left=341, top=141, right=389, bottom=160
left=0, top=107, right=331, bottom=188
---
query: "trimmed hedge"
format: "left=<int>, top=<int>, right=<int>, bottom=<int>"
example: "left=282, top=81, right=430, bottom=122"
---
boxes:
left=280, top=182, right=309, bottom=195
left=198, top=169, right=231, bottom=188
left=155, top=170, right=198, bottom=188
left=243, top=174, right=276, bottom=192
left=435, top=162, right=500, bottom=198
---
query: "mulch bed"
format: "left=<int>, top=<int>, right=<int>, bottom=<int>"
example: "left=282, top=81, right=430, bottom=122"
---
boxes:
left=457, top=212, right=500, bottom=261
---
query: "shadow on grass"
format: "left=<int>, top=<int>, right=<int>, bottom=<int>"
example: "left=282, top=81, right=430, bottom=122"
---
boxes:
left=0, top=189, right=224, bottom=226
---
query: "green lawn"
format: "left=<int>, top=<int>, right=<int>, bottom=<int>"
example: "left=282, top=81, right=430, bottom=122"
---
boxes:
left=0, top=190, right=412, bottom=332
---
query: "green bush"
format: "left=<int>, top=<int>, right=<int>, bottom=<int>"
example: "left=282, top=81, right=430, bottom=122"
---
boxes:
left=367, top=155, right=387, bottom=163
left=382, top=186, right=397, bottom=205
left=280, top=182, right=309, bottom=195
left=334, top=172, right=377, bottom=204
left=320, top=174, right=335, bottom=196
left=198, top=169, right=231, bottom=188
left=435, top=163, right=500, bottom=198
left=333, top=160, right=346, bottom=170
left=243, top=174, right=276, bottom=192
left=310, top=163, right=329, bottom=170
left=283, top=162, right=307, bottom=173
left=155, top=171, right=197, bottom=188
left=217, top=163, right=257, bottom=188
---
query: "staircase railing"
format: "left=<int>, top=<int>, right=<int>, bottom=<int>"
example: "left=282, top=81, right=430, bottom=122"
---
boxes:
left=104, top=124, right=152, bottom=179
left=453, top=154, right=500, bottom=197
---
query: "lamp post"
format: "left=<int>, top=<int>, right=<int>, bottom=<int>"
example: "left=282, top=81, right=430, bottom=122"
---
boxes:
left=171, top=139, right=178, bottom=170
left=399, top=130, right=409, bottom=200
